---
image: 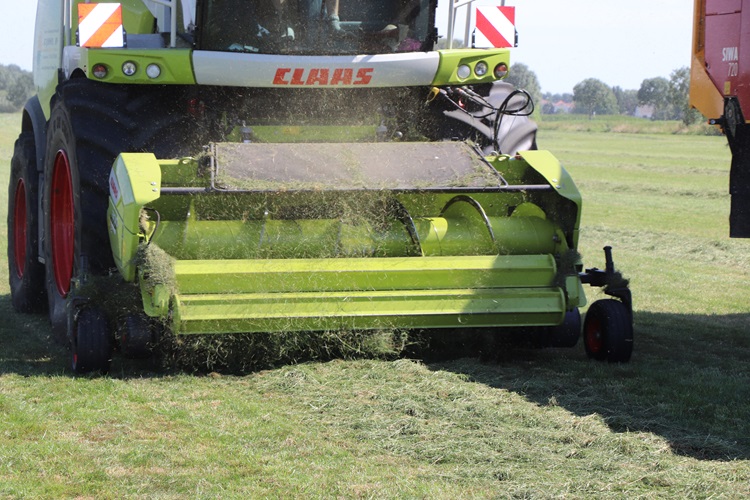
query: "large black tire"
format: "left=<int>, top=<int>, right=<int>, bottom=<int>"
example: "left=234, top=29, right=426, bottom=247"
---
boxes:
left=443, top=82, right=538, bottom=155
left=583, top=299, right=633, bottom=363
left=43, top=94, right=112, bottom=341
left=42, top=78, right=205, bottom=342
left=70, top=305, right=112, bottom=374
left=8, top=131, right=47, bottom=312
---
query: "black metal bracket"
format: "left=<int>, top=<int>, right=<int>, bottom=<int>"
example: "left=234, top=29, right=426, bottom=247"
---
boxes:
left=579, top=246, right=633, bottom=317
left=65, top=255, right=93, bottom=344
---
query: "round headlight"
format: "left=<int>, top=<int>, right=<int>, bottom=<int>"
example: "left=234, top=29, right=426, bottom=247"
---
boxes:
left=474, top=61, right=488, bottom=77
left=494, top=63, right=509, bottom=79
left=122, top=61, right=137, bottom=76
left=146, top=63, right=161, bottom=79
left=456, top=64, right=471, bottom=80
left=92, top=64, right=108, bottom=79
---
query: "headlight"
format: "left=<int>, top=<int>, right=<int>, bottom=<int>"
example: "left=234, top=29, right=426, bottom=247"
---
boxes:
left=457, top=64, right=471, bottom=79
left=474, top=61, right=488, bottom=77
left=494, top=63, right=508, bottom=79
left=146, top=63, right=161, bottom=79
left=122, top=61, right=137, bottom=76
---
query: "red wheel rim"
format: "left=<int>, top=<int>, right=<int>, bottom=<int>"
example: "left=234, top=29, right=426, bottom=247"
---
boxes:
left=51, top=150, right=74, bottom=297
left=585, top=315, right=604, bottom=354
left=13, top=178, right=27, bottom=278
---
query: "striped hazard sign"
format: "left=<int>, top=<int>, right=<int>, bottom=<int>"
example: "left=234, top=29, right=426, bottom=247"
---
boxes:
left=475, top=6, right=516, bottom=48
left=78, top=3, right=125, bottom=48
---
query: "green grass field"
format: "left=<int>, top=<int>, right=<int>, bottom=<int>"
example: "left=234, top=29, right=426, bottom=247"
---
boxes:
left=1, top=112, right=749, bottom=497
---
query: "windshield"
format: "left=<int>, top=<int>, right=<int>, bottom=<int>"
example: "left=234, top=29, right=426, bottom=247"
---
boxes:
left=198, top=0, right=436, bottom=54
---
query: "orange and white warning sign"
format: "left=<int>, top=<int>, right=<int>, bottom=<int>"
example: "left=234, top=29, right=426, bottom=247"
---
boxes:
left=78, top=3, right=125, bottom=48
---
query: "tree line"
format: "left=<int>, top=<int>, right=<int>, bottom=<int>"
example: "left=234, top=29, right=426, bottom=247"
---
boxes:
left=0, top=64, right=33, bottom=113
left=505, top=63, right=701, bottom=125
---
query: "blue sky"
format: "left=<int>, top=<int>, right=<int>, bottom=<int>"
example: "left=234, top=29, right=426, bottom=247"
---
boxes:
left=1, top=0, right=693, bottom=94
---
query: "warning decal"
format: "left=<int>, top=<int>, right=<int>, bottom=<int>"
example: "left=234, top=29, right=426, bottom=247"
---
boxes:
left=475, top=6, right=516, bottom=48
left=78, top=3, right=125, bottom=48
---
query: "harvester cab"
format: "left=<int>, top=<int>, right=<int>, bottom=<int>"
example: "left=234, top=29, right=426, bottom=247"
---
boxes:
left=8, top=0, right=633, bottom=373
left=199, top=0, right=434, bottom=55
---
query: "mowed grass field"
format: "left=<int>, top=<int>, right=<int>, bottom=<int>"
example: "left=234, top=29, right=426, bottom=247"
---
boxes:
left=1, top=111, right=749, bottom=497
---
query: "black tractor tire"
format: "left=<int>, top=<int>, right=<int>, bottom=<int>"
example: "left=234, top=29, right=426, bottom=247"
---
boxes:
left=42, top=79, right=205, bottom=341
left=70, top=305, right=112, bottom=374
left=443, top=81, right=538, bottom=155
left=8, top=131, right=47, bottom=313
left=43, top=93, right=113, bottom=341
left=583, top=299, right=633, bottom=363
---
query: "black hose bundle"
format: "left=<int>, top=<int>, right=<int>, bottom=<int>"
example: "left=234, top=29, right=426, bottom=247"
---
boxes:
left=437, top=86, right=535, bottom=154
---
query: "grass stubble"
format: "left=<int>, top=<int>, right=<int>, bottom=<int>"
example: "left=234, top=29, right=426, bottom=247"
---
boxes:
left=0, top=113, right=748, bottom=497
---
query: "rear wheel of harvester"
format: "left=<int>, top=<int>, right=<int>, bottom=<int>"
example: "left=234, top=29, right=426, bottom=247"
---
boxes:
left=43, top=102, right=99, bottom=342
left=70, top=305, right=112, bottom=374
left=583, top=299, right=633, bottom=363
left=42, top=79, right=206, bottom=355
left=8, top=131, right=47, bottom=312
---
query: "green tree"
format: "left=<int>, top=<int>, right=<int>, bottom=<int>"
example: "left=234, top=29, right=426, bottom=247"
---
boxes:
left=6, top=72, right=32, bottom=109
left=638, top=76, right=671, bottom=119
left=0, top=64, right=34, bottom=112
left=612, top=86, right=638, bottom=115
left=541, top=101, right=557, bottom=114
left=542, top=92, right=573, bottom=103
left=669, top=66, right=702, bottom=125
left=0, top=66, right=9, bottom=90
left=573, top=78, right=618, bottom=115
left=636, top=69, right=702, bottom=123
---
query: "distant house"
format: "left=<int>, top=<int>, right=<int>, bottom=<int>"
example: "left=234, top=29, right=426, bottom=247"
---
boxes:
left=552, top=100, right=574, bottom=113
left=634, top=104, right=654, bottom=119
left=541, top=99, right=574, bottom=114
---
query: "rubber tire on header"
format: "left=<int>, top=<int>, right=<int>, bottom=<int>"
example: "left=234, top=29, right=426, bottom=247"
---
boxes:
left=547, top=308, right=581, bottom=348
left=8, top=131, right=47, bottom=313
left=70, top=305, right=112, bottom=374
left=120, top=314, right=155, bottom=359
left=42, top=78, right=205, bottom=343
left=583, top=299, right=633, bottom=363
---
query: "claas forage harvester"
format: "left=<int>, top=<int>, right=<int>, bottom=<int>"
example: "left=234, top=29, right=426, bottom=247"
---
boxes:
left=8, top=0, right=633, bottom=373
